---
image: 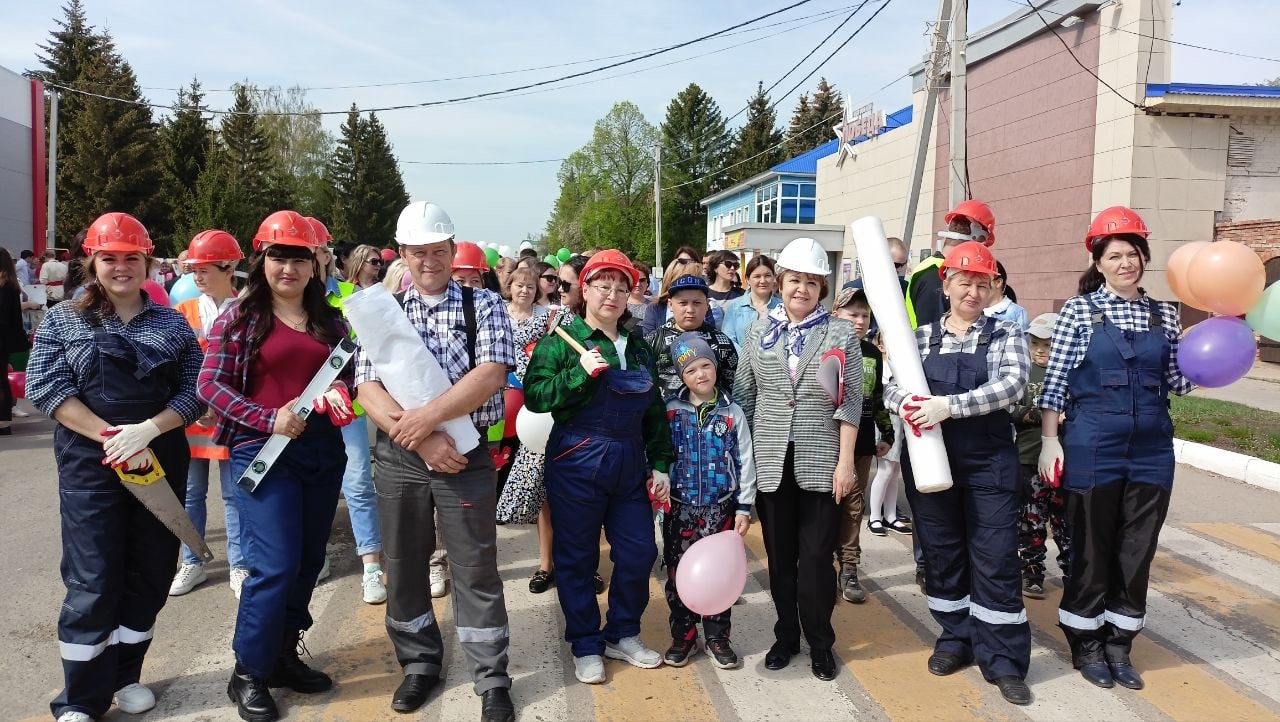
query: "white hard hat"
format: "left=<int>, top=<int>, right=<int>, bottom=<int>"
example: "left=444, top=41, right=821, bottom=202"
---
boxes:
left=396, top=201, right=455, bottom=246
left=776, top=237, right=830, bottom=276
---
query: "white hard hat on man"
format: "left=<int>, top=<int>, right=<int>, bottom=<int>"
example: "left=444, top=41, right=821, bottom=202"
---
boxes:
left=396, top=201, right=456, bottom=246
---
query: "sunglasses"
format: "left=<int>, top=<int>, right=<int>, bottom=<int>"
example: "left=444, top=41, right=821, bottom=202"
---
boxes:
left=368, top=258, right=383, bottom=266
left=894, top=261, right=907, bottom=269
left=676, top=257, right=696, bottom=265
left=722, top=262, right=740, bottom=270
left=559, top=280, right=573, bottom=292
left=541, top=274, right=558, bottom=282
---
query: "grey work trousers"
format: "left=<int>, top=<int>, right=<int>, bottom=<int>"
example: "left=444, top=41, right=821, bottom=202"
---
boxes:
left=374, top=431, right=511, bottom=694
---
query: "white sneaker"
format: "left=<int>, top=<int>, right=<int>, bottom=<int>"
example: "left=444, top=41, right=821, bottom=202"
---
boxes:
left=169, top=563, right=207, bottom=596
left=13, top=407, right=30, bottom=417
left=604, top=636, right=664, bottom=669
left=57, top=712, right=93, bottom=722
left=362, top=567, right=387, bottom=604
left=574, top=654, right=606, bottom=684
left=114, top=682, right=156, bottom=713
left=229, top=567, right=250, bottom=599
left=315, top=556, right=331, bottom=586
left=429, top=565, right=447, bottom=598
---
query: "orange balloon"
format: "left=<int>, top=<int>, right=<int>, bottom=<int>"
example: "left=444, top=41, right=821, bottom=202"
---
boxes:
left=1165, top=241, right=1210, bottom=310
left=1187, top=240, right=1266, bottom=316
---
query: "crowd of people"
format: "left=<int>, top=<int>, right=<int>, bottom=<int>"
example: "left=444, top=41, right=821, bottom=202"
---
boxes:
left=9, top=196, right=1194, bottom=722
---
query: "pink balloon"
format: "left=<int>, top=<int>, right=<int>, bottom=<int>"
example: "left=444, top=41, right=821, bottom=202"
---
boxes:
left=674, top=530, right=747, bottom=616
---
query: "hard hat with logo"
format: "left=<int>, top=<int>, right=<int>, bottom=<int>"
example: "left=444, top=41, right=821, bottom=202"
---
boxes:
left=1084, top=206, right=1149, bottom=251
left=83, top=212, right=154, bottom=255
left=185, top=230, right=243, bottom=265
left=580, top=249, right=639, bottom=287
left=304, top=216, right=333, bottom=246
left=252, top=210, right=319, bottom=252
left=939, top=241, right=999, bottom=279
left=396, top=201, right=455, bottom=246
left=452, top=242, right=490, bottom=272
left=942, top=199, right=996, bottom=246
left=775, top=237, right=830, bottom=276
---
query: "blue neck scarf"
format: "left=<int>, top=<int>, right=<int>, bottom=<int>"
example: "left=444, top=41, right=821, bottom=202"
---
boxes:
left=761, top=303, right=829, bottom=359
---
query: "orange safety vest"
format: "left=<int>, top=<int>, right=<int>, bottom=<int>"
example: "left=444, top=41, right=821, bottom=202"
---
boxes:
left=177, top=297, right=230, bottom=460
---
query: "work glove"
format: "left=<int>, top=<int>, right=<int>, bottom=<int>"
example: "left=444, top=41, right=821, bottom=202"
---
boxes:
left=649, top=470, right=671, bottom=505
left=899, top=398, right=925, bottom=437
left=1038, top=436, right=1065, bottom=488
left=906, top=394, right=953, bottom=429
left=313, top=384, right=355, bottom=427
left=101, top=419, right=161, bottom=466
left=579, top=348, right=609, bottom=378
left=119, top=450, right=153, bottom=472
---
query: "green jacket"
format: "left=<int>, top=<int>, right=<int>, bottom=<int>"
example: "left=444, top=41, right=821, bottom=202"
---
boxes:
left=524, top=315, right=674, bottom=472
left=1013, top=363, right=1047, bottom=466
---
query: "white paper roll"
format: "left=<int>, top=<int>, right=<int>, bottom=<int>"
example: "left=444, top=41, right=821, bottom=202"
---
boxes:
left=850, top=216, right=953, bottom=493
left=342, top=284, right=480, bottom=455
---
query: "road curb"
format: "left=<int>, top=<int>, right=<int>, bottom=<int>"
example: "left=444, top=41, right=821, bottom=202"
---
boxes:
left=1174, top=438, right=1280, bottom=493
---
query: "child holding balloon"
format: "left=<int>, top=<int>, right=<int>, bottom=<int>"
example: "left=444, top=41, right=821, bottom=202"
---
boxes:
left=662, top=333, right=756, bottom=669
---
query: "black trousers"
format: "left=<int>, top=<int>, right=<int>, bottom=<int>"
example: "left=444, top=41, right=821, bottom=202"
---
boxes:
left=757, top=445, right=840, bottom=652
left=1059, top=481, right=1171, bottom=665
left=1, top=351, right=11, bottom=421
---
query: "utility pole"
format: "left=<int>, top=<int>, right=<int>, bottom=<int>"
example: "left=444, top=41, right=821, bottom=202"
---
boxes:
left=46, top=88, right=59, bottom=250
left=949, top=0, right=968, bottom=209
left=654, top=145, right=663, bottom=269
left=900, top=0, right=952, bottom=258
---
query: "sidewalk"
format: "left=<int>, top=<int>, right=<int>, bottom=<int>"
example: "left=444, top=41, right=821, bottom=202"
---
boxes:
left=1191, top=360, right=1280, bottom=410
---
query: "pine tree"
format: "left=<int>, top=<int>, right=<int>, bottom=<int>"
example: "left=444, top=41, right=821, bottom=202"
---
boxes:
left=323, top=105, right=362, bottom=241
left=660, top=83, right=732, bottom=257
left=784, top=93, right=812, bottom=157
left=157, top=78, right=213, bottom=247
left=785, top=78, right=844, bottom=156
left=34, top=0, right=106, bottom=198
left=730, top=81, right=784, bottom=183
left=357, top=112, right=410, bottom=245
left=216, top=85, right=285, bottom=240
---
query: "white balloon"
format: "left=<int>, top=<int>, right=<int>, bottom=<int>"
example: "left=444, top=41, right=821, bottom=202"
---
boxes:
left=498, top=244, right=513, bottom=259
left=516, top=406, right=554, bottom=454
left=519, top=240, right=535, bottom=251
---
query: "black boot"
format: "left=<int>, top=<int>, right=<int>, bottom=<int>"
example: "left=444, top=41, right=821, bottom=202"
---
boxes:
left=267, top=629, right=333, bottom=693
left=228, top=663, right=280, bottom=722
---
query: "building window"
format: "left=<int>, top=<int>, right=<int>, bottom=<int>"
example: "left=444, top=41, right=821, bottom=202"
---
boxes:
left=773, top=181, right=816, bottom=224
left=755, top=183, right=779, bottom=223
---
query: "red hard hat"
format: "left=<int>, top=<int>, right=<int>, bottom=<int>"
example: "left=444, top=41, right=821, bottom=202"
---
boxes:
left=83, top=212, right=154, bottom=255
left=944, top=199, right=996, bottom=246
left=452, top=242, right=490, bottom=272
left=580, top=249, right=639, bottom=288
left=1085, top=206, right=1149, bottom=251
left=304, top=216, right=333, bottom=245
left=939, top=241, right=999, bottom=279
left=380, top=248, right=397, bottom=262
left=252, top=210, right=318, bottom=252
left=186, top=230, right=243, bottom=265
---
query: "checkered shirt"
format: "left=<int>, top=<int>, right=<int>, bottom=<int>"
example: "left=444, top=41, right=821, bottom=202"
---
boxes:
left=1037, top=287, right=1192, bottom=413
left=354, top=281, right=515, bottom=427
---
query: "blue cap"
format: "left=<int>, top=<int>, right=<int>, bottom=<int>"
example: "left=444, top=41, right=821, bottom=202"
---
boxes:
left=668, top=274, right=709, bottom=297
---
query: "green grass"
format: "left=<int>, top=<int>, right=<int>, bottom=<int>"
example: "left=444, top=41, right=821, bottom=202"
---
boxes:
left=1171, top=396, right=1280, bottom=464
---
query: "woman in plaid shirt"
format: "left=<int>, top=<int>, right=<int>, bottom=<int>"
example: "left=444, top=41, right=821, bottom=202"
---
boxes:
left=884, top=241, right=1031, bottom=706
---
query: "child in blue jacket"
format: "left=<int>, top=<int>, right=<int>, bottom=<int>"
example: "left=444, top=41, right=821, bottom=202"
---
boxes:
left=662, top=333, right=757, bottom=670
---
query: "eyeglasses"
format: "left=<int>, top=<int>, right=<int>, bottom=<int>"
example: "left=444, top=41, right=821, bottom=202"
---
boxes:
left=588, top=284, right=630, bottom=298
left=559, top=280, right=573, bottom=292
left=541, top=274, right=558, bottom=282
left=676, top=257, right=696, bottom=265
left=722, top=262, right=740, bottom=270
left=894, top=261, right=907, bottom=269
left=368, top=258, right=383, bottom=266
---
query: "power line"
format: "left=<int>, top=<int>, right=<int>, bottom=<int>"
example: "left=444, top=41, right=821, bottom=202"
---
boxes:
left=47, top=0, right=819, bottom=117
left=1021, top=0, right=1146, bottom=110
left=402, top=158, right=564, bottom=166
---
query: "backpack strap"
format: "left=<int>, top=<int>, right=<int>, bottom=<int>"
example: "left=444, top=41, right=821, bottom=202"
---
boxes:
left=462, top=285, right=478, bottom=371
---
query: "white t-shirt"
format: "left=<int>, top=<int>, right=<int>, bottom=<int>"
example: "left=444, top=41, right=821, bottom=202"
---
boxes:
left=612, top=335, right=628, bottom=371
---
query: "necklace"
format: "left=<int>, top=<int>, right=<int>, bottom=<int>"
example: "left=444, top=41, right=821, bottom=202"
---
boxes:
left=946, top=316, right=973, bottom=336
left=275, top=311, right=308, bottom=331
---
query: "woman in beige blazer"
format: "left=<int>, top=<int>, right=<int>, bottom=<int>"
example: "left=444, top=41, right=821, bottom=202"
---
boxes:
left=733, top=237, right=862, bottom=682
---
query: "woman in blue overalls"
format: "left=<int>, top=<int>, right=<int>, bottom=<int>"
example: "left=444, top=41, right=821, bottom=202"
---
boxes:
left=26, top=213, right=204, bottom=722
left=524, top=249, right=674, bottom=685
left=884, top=241, right=1032, bottom=706
left=1037, top=206, right=1193, bottom=691
left=198, top=210, right=355, bottom=721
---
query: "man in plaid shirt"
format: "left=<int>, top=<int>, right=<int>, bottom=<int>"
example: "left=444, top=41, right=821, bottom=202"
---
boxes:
left=354, top=201, right=517, bottom=721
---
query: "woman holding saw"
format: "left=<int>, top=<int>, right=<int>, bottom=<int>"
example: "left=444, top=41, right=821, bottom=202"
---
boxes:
left=26, top=212, right=204, bottom=722
left=198, top=210, right=355, bottom=722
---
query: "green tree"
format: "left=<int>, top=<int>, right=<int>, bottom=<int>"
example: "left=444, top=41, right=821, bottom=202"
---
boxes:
left=730, top=81, right=785, bottom=183
left=253, top=85, right=335, bottom=217
left=323, top=105, right=363, bottom=240
left=322, top=107, right=409, bottom=245
left=785, top=77, right=843, bottom=156
left=157, top=78, right=213, bottom=247
left=660, top=83, right=732, bottom=258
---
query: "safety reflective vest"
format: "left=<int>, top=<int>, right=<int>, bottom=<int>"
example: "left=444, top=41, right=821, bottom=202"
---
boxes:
left=904, top=255, right=945, bottom=329
left=177, top=297, right=230, bottom=460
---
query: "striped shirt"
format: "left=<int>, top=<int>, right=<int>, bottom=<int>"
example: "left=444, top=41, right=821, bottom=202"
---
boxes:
left=25, top=297, right=204, bottom=424
left=884, top=314, right=1029, bottom=420
left=1037, top=287, right=1192, bottom=413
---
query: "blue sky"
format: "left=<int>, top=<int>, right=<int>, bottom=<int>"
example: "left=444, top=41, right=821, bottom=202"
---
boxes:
left=3, top=1, right=1277, bottom=244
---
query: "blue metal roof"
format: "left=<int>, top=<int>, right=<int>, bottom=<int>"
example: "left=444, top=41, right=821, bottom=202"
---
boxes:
left=1147, top=83, right=1280, bottom=99
left=768, top=103, right=915, bottom=174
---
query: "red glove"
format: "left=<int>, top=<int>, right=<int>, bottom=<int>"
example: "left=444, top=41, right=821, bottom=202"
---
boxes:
left=313, top=385, right=355, bottom=427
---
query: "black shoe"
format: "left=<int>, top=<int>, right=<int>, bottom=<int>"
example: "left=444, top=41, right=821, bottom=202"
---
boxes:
left=868, top=518, right=887, bottom=536
left=228, top=664, right=280, bottom=722
left=927, top=651, right=969, bottom=676
left=664, top=637, right=697, bottom=667
left=1022, top=579, right=1046, bottom=600
left=266, top=630, right=332, bottom=693
left=1079, top=661, right=1114, bottom=688
left=593, top=572, right=606, bottom=595
left=886, top=518, right=913, bottom=535
left=994, top=676, right=1032, bottom=705
left=915, top=566, right=926, bottom=593
left=1109, top=662, right=1144, bottom=690
left=764, top=640, right=800, bottom=670
left=392, top=673, right=439, bottom=713
left=705, top=638, right=739, bottom=669
left=480, top=687, right=516, bottom=722
left=841, top=565, right=866, bottom=604
left=810, top=648, right=838, bottom=681
left=529, top=569, right=555, bottom=594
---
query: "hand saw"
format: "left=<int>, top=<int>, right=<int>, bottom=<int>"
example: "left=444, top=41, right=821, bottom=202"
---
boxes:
left=115, top=453, right=214, bottom=563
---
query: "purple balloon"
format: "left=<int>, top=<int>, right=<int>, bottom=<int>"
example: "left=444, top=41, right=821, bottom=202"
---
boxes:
left=1178, top=316, right=1256, bottom=388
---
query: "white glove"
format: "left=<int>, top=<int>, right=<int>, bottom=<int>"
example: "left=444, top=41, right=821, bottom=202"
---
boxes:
left=650, top=470, right=671, bottom=503
left=102, top=419, right=161, bottom=466
left=1038, top=436, right=1065, bottom=488
left=906, top=395, right=952, bottom=429
left=579, top=348, right=609, bottom=378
